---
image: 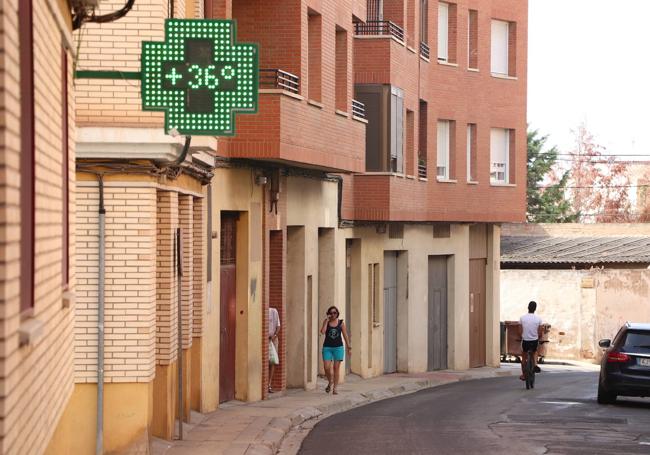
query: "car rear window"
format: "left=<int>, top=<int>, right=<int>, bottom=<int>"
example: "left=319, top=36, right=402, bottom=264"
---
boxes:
left=622, top=330, right=650, bottom=352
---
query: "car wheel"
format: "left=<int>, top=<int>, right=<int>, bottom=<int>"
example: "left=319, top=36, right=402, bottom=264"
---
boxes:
left=597, top=383, right=616, bottom=404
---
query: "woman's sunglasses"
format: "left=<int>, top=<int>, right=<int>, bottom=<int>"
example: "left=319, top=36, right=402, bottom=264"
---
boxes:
left=328, top=311, right=338, bottom=316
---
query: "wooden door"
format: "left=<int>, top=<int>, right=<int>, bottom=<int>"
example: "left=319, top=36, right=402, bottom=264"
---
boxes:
left=219, top=213, right=237, bottom=402
left=469, top=259, right=487, bottom=368
left=428, top=256, right=448, bottom=371
left=383, top=251, right=398, bottom=373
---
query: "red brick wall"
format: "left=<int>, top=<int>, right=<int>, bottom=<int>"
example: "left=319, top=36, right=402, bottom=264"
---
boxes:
left=345, top=0, right=527, bottom=223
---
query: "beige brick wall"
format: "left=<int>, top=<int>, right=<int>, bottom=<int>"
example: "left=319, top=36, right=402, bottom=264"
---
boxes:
left=156, top=190, right=179, bottom=364
left=179, top=195, right=194, bottom=349
left=75, top=184, right=156, bottom=383
left=74, top=0, right=167, bottom=127
left=0, top=1, right=76, bottom=454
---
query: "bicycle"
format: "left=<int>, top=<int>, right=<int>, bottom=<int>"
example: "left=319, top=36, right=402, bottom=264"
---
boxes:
left=524, top=349, right=535, bottom=390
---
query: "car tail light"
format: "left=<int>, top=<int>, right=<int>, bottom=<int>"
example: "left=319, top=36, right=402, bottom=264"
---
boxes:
left=607, top=352, right=630, bottom=363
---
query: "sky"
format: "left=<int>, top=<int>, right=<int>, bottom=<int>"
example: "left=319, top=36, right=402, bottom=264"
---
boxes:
left=528, top=0, right=650, bottom=160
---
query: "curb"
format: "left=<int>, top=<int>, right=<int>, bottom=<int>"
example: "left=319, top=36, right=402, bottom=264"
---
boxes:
left=246, top=369, right=519, bottom=454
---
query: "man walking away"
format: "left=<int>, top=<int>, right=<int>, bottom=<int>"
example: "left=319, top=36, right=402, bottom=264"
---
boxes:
left=518, top=301, right=543, bottom=381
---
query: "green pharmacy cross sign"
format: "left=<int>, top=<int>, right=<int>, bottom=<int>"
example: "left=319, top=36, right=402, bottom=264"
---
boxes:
left=142, top=19, right=258, bottom=136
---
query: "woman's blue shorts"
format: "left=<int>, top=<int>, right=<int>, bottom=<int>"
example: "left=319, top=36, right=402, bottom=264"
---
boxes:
left=322, top=346, right=345, bottom=362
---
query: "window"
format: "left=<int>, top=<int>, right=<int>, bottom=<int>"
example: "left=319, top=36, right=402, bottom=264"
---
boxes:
left=466, top=124, right=477, bottom=182
left=356, top=84, right=404, bottom=173
left=418, top=100, right=428, bottom=178
left=406, top=109, right=415, bottom=175
left=390, top=86, right=404, bottom=173
left=437, top=2, right=448, bottom=61
left=437, top=2, right=457, bottom=63
left=335, top=27, right=348, bottom=111
left=19, top=0, right=35, bottom=314
left=490, top=128, right=510, bottom=183
left=468, top=10, right=478, bottom=69
left=437, top=120, right=454, bottom=179
left=308, top=10, right=322, bottom=101
left=420, top=0, right=429, bottom=45
left=491, top=19, right=515, bottom=76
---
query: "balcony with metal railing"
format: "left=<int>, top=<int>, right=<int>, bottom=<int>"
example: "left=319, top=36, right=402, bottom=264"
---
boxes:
left=259, top=69, right=300, bottom=94
left=227, top=68, right=365, bottom=173
left=354, top=20, right=405, bottom=43
left=419, top=42, right=430, bottom=60
left=351, top=99, right=365, bottom=119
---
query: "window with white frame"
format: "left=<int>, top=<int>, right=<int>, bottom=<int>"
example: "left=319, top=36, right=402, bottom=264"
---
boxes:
left=491, top=19, right=509, bottom=75
left=437, top=2, right=449, bottom=61
left=467, top=124, right=477, bottom=182
left=437, top=120, right=450, bottom=179
left=490, top=128, right=509, bottom=183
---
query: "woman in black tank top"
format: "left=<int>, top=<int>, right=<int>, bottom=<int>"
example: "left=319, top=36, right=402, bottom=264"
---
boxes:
left=320, top=306, right=351, bottom=395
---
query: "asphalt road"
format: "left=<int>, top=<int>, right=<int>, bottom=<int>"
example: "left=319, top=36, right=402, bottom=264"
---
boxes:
left=298, top=371, right=650, bottom=455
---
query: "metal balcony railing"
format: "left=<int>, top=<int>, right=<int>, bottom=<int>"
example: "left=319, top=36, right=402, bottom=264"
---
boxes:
left=420, top=42, right=430, bottom=60
left=354, top=20, right=405, bottom=42
left=259, top=69, right=300, bottom=94
left=418, top=162, right=427, bottom=179
left=351, top=99, right=366, bottom=119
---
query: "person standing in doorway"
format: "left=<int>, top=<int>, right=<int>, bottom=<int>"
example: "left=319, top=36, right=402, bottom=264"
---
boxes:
left=320, top=306, right=351, bottom=395
left=268, top=306, right=280, bottom=393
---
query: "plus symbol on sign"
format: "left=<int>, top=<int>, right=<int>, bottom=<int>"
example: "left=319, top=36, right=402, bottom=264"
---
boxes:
left=165, top=67, right=183, bottom=86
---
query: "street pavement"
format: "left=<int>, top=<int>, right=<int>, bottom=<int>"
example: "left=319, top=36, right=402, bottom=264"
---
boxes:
left=299, top=369, right=650, bottom=455
left=153, top=367, right=521, bottom=455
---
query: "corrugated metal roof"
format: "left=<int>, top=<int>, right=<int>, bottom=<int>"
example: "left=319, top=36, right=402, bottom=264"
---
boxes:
left=501, top=236, right=650, bottom=265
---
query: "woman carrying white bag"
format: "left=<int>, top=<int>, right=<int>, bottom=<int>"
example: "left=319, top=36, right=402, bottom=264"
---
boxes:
left=268, top=307, right=281, bottom=393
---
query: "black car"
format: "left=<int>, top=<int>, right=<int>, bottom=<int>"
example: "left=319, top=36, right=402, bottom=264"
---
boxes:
left=597, top=322, right=650, bottom=404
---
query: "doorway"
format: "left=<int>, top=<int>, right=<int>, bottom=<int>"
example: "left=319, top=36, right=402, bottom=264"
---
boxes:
left=219, top=212, right=238, bottom=402
left=383, top=251, right=398, bottom=373
left=469, top=258, right=487, bottom=368
left=427, top=256, right=448, bottom=371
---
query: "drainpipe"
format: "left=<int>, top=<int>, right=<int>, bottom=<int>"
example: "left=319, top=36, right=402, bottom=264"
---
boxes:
left=176, top=228, right=184, bottom=440
left=96, top=174, right=106, bottom=455
left=326, top=174, right=344, bottom=224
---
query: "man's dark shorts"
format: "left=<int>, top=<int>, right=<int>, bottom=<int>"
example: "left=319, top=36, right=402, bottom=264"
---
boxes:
left=522, top=340, right=539, bottom=353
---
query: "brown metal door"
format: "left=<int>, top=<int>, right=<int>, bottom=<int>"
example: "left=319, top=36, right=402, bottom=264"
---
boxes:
left=219, top=213, right=237, bottom=402
left=469, top=259, right=486, bottom=368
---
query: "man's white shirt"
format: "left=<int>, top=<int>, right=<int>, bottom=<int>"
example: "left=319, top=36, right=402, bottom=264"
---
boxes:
left=520, top=313, right=542, bottom=341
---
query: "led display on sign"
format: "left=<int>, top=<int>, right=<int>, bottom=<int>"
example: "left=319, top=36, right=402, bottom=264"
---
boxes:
left=142, top=19, right=258, bottom=136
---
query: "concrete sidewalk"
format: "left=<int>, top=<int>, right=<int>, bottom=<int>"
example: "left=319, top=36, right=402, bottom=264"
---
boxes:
left=152, top=367, right=521, bottom=455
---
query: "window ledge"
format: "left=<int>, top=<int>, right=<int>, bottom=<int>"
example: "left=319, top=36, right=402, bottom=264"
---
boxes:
left=307, top=99, right=324, bottom=109
left=420, top=55, right=430, bottom=63
left=467, top=180, right=480, bottom=185
left=418, top=177, right=428, bottom=182
left=335, top=109, right=350, bottom=118
left=354, top=171, right=401, bottom=177
left=405, top=175, right=416, bottom=180
left=437, top=60, right=459, bottom=67
left=259, top=89, right=304, bottom=101
left=19, top=317, right=45, bottom=348
left=468, top=67, right=479, bottom=72
left=352, top=115, right=368, bottom=124
left=353, top=35, right=405, bottom=47
left=491, top=73, right=518, bottom=80
left=407, top=45, right=417, bottom=54
left=490, top=182, right=516, bottom=187
left=437, top=178, right=458, bottom=183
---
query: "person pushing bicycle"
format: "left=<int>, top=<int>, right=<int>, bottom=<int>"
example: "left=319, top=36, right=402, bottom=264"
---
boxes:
left=518, top=301, right=543, bottom=381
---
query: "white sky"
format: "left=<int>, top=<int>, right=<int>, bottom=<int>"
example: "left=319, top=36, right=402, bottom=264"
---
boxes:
left=528, top=0, right=650, bottom=159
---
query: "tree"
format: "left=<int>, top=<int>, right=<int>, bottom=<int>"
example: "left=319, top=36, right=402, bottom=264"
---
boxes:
left=526, top=129, right=577, bottom=222
left=564, top=125, right=633, bottom=223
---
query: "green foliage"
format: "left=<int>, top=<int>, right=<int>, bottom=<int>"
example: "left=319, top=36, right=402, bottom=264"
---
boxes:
left=526, top=129, right=578, bottom=223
